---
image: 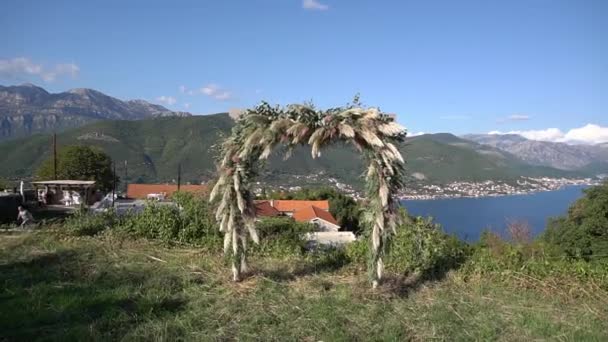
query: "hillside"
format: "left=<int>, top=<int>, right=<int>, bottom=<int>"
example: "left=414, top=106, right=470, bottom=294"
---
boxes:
left=0, top=84, right=191, bottom=140
left=0, top=115, right=582, bottom=187
left=463, top=133, right=608, bottom=171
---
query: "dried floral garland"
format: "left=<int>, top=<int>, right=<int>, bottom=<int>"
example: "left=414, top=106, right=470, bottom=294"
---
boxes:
left=209, top=100, right=407, bottom=287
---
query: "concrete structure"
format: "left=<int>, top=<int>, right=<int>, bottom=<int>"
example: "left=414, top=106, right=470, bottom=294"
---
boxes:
left=31, top=180, right=97, bottom=206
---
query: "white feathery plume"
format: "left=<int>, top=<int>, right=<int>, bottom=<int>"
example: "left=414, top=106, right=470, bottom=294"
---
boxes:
left=379, top=182, right=389, bottom=207
left=377, top=259, right=384, bottom=279
left=245, top=219, right=260, bottom=244
left=236, top=190, right=246, bottom=213
left=307, top=128, right=325, bottom=146
left=232, top=226, right=239, bottom=255
left=215, top=190, right=229, bottom=220
left=339, top=108, right=363, bottom=118
left=366, top=163, right=376, bottom=180
left=338, top=123, right=355, bottom=138
left=378, top=122, right=405, bottom=136
left=381, top=155, right=394, bottom=176
left=259, top=143, right=273, bottom=160
left=233, top=172, right=240, bottom=193
left=359, top=129, right=384, bottom=147
left=362, top=108, right=380, bottom=119
left=209, top=175, right=226, bottom=202
left=223, top=226, right=232, bottom=252
left=375, top=213, right=385, bottom=231
left=386, top=143, right=404, bottom=163
left=372, top=225, right=380, bottom=250
left=219, top=213, right=229, bottom=232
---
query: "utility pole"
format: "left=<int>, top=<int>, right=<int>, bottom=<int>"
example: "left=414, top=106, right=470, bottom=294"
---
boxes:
left=53, top=132, right=57, bottom=180
left=112, top=162, right=116, bottom=208
left=124, top=160, right=128, bottom=192
left=177, top=163, right=181, bottom=191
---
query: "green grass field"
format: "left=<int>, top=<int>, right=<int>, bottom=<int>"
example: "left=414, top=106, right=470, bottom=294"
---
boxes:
left=1, top=231, right=607, bottom=341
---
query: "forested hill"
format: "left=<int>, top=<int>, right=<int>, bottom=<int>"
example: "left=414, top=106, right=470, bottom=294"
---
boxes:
left=0, top=114, right=584, bottom=186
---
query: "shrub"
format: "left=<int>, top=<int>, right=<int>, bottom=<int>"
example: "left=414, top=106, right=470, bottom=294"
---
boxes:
left=249, top=217, right=314, bottom=258
left=64, top=210, right=118, bottom=236
left=119, top=203, right=182, bottom=241
left=542, top=182, right=608, bottom=259
left=346, top=213, right=468, bottom=277
left=463, top=232, right=608, bottom=289
left=173, top=192, right=221, bottom=246
left=118, top=193, right=221, bottom=247
left=63, top=192, right=221, bottom=248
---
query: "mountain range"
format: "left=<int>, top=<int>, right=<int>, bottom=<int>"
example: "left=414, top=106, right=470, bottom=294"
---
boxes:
left=0, top=84, right=605, bottom=187
left=0, top=113, right=590, bottom=188
left=0, top=84, right=191, bottom=140
left=462, top=134, right=608, bottom=172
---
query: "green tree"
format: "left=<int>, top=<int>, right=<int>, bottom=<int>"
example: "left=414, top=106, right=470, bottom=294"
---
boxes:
left=36, top=145, right=117, bottom=191
left=543, top=182, right=608, bottom=259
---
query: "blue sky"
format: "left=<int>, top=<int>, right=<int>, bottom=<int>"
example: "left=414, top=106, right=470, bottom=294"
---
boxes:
left=1, top=0, right=606, bottom=141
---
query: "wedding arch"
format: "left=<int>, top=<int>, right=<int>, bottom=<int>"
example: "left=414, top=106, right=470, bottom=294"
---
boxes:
left=209, top=100, right=407, bottom=287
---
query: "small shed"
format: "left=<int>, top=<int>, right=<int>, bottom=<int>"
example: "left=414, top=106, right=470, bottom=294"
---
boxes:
left=31, top=180, right=97, bottom=206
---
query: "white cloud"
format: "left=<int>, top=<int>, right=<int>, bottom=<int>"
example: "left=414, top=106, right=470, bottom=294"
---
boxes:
left=409, top=131, right=426, bottom=137
left=156, top=95, right=176, bottom=106
left=506, top=114, right=530, bottom=121
left=0, top=57, right=79, bottom=82
left=199, top=83, right=233, bottom=101
left=564, top=124, right=608, bottom=144
left=488, top=124, right=608, bottom=145
left=183, top=103, right=191, bottom=109
left=302, top=0, right=329, bottom=11
left=179, top=85, right=186, bottom=93
left=200, top=84, right=217, bottom=96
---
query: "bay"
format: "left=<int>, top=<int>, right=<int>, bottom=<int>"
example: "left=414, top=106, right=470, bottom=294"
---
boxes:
left=401, top=185, right=588, bottom=242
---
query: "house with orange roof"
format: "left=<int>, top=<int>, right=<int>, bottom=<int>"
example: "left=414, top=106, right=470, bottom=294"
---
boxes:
left=254, top=199, right=340, bottom=231
left=292, top=205, right=340, bottom=232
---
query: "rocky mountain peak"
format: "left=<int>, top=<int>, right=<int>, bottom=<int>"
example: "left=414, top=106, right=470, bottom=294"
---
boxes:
left=0, top=83, right=192, bottom=141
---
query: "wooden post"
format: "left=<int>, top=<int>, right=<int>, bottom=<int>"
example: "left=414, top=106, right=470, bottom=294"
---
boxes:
left=177, top=163, right=181, bottom=191
left=53, top=133, right=57, bottom=180
left=112, top=162, right=116, bottom=208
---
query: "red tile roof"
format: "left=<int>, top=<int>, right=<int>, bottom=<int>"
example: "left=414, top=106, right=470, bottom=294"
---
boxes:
left=293, top=205, right=339, bottom=225
left=254, top=201, right=281, bottom=217
left=126, top=184, right=207, bottom=199
left=268, top=200, right=329, bottom=212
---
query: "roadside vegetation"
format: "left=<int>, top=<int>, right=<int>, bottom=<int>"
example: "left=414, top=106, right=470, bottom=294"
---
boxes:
left=1, top=183, right=607, bottom=340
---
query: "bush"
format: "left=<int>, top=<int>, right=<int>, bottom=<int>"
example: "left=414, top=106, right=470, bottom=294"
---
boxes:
left=249, top=217, right=314, bottom=257
left=173, top=192, right=221, bottom=245
left=542, top=182, right=608, bottom=259
left=462, top=232, right=608, bottom=289
left=64, top=210, right=118, bottom=236
left=63, top=192, right=221, bottom=248
left=346, top=213, right=468, bottom=277
left=118, top=193, right=221, bottom=247
left=119, top=203, right=182, bottom=241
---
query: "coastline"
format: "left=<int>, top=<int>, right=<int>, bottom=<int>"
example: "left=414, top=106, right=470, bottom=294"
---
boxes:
left=399, top=178, right=600, bottom=201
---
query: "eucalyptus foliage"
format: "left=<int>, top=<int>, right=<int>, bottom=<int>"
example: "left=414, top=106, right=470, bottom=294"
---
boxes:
left=210, top=100, right=407, bottom=286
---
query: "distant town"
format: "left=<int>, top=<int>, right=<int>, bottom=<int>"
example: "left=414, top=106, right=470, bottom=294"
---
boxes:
left=254, top=173, right=604, bottom=201
left=400, top=177, right=603, bottom=200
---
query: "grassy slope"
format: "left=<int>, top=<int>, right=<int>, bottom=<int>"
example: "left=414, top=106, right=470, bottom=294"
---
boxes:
left=0, top=115, right=580, bottom=186
left=1, top=232, right=606, bottom=341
